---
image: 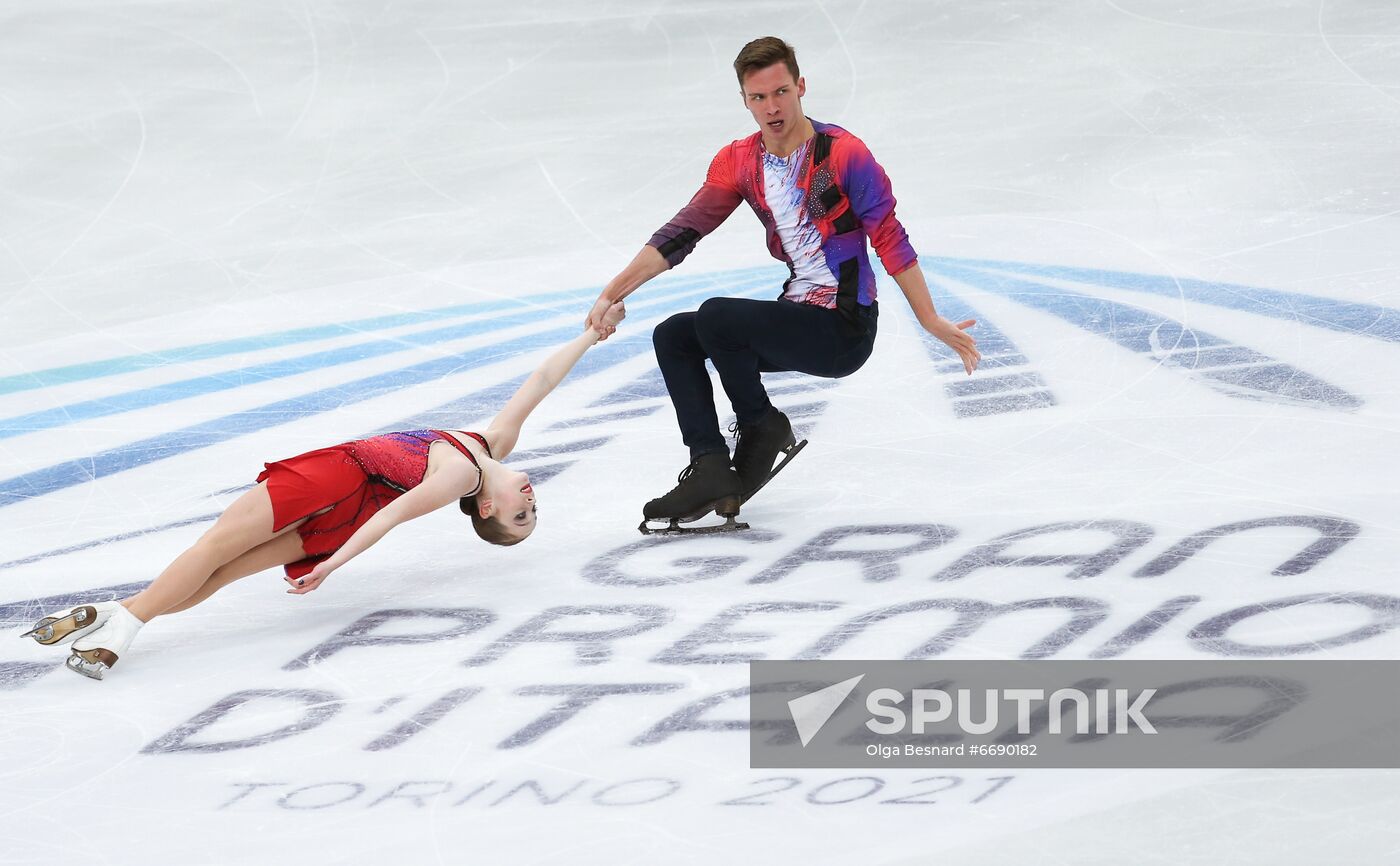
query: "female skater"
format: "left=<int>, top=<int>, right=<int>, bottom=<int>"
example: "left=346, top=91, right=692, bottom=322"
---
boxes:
left=22, top=301, right=627, bottom=679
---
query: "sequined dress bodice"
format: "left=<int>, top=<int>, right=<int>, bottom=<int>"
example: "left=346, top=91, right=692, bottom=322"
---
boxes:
left=344, top=429, right=486, bottom=493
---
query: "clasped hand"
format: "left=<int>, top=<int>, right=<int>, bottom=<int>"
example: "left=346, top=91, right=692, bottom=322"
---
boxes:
left=587, top=296, right=626, bottom=340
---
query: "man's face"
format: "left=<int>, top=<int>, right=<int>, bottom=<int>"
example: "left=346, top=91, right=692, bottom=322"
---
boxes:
left=740, top=63, right=806, bottom=138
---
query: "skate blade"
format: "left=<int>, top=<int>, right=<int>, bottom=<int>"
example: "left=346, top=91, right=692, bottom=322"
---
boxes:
left=19, top=619, right=58, bottom=643
left=67, top=646, right=119, bottom=680
left=638, top=514, right=751, bottom=536
left=639, top=492, right=743, bottom=533
left=741, top=438, right=808, bottom=504
left=20, top=606, right=97, bottom=646
left=64, top=657, right=107, bottom=685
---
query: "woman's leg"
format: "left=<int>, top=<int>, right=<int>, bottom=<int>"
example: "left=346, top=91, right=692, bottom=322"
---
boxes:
left=122, top=482, right=295, bottom=621
left=159, top=529, right=308, bottom=615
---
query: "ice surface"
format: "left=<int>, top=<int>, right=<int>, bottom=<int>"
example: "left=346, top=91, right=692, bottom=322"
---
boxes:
left=1, top=1, right=1398, bottom=863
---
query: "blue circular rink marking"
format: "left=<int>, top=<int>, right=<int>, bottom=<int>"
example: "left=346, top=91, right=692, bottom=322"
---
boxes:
left=0, top=259, right=1393, bottom=508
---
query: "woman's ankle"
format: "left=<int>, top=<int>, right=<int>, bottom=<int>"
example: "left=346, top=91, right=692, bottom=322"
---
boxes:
left=120, top=599, right=153, bottom=623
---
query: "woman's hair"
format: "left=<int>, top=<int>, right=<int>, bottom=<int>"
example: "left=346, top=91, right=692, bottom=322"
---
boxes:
left=460, top=495, right=526, bottom=547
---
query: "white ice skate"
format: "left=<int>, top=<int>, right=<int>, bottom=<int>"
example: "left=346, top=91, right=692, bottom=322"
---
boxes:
left=66, top=605, right=145, bottom=680
left=20, top=601, right=122, bottom=646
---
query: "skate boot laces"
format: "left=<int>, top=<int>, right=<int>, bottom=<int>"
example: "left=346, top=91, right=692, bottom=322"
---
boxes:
left=728, top=419, right=755, bottom=469
left=729, top=417, right=771, bottom=482
left=672, top=459, right=698, bottom=489
left=654, top=456, right=705, bottom=501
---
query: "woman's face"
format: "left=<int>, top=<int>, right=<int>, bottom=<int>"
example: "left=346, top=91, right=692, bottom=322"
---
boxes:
left=484, top=470, right=536, bottom=539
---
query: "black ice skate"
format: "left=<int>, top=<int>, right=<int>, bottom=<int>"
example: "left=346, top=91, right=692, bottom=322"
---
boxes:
left=639, top=452, right=746, bottom=536
left=731, top=407, right=808, bottom=503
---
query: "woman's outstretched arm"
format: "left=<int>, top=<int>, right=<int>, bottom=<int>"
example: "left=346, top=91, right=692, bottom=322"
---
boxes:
left=487, top=302, right=625, bottom=459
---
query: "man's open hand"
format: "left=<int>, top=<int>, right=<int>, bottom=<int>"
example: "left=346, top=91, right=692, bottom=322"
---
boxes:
left=928, top=317, right=980, bottom=375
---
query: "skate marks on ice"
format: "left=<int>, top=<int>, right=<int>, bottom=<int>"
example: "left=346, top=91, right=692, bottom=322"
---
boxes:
left=0, top=662, right=51, bottom=691
left=930, top=261, right=1364, bottom=411
left=0, top=269, right=779, bottom=508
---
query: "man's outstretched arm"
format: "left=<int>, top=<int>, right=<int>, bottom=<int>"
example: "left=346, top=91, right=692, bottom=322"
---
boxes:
left=585, top=146, right=744, bottom=338
left=893, top=263, right=981, bottom=375
left=585, top=245, right=669, bottom=338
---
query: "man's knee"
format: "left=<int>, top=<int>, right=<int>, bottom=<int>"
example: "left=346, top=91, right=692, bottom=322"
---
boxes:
left=652, top=311, right=698, bottom=353
left=694, top=297, right=748, bottom=343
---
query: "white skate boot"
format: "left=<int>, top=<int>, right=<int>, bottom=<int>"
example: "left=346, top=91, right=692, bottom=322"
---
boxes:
left=67, top=605, right=145, bottom=680
left=20, top=601, right=122, bottom=646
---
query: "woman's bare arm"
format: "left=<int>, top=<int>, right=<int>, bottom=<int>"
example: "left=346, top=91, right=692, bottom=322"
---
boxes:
left=285, top=460, right=478, bottom=594
left=487, top=303, right=625, bottom=458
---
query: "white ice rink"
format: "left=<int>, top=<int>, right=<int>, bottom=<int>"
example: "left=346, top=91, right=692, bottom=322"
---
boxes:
left=2, top=1, right=1398, bottom=863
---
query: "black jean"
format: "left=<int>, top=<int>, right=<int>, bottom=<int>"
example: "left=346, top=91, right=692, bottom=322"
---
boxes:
left=652, top=296, right=878, bottom=458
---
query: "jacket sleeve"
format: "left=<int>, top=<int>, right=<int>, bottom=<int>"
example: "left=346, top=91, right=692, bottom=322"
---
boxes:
left=840, top=136, right=918, bottom=276
left=647, top=145, right=744, bottom=268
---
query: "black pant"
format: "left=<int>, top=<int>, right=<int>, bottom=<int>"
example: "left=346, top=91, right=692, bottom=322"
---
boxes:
left=652, top=296, right=878, bottom=458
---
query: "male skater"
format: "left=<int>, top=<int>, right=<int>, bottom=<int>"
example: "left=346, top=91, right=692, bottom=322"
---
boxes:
left=586, top=36, right=980, bottom=527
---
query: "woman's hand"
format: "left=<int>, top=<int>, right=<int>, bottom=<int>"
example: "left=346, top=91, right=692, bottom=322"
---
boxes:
left=586, top=294, right=618, bottom=340
left=285, top=561, right=334, bottom=595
